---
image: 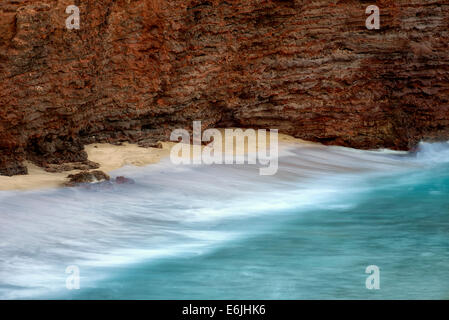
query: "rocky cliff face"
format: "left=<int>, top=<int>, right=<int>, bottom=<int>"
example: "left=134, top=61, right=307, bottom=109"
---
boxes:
left=1, top=0, right=448, bottom=175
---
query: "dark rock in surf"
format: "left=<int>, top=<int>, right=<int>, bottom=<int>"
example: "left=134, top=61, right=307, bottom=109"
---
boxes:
left=64, top=170, right=110, bottom=187
left=115, top=176, right=136, bottom=185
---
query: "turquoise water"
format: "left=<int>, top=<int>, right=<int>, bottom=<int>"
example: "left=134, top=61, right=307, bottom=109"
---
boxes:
left=1, top=142, right=448, bottom=299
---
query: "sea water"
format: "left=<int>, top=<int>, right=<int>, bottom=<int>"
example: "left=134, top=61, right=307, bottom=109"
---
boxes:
left=0, top=142, right=448, bottom=299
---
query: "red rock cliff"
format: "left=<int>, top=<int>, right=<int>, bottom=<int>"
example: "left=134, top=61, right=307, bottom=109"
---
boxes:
left=1, top=0, right=449, bottom=175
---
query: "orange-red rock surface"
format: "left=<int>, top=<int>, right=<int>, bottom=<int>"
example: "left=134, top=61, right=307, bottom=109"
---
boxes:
left=1, top=0, right=449, bottom=175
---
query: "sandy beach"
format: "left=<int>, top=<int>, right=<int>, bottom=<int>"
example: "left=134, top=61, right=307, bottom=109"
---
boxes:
left=0, top=132, right=312, bottom=191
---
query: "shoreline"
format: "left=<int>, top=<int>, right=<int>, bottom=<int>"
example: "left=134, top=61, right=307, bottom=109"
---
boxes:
left=0, top=133, right=312, bottom=192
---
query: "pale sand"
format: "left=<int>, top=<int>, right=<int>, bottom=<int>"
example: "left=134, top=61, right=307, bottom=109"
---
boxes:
left=0, top=132, right=313, bottom=191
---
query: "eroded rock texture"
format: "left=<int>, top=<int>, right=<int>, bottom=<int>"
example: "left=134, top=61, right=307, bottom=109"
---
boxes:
left=1, top=0, right=448, bottom=175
